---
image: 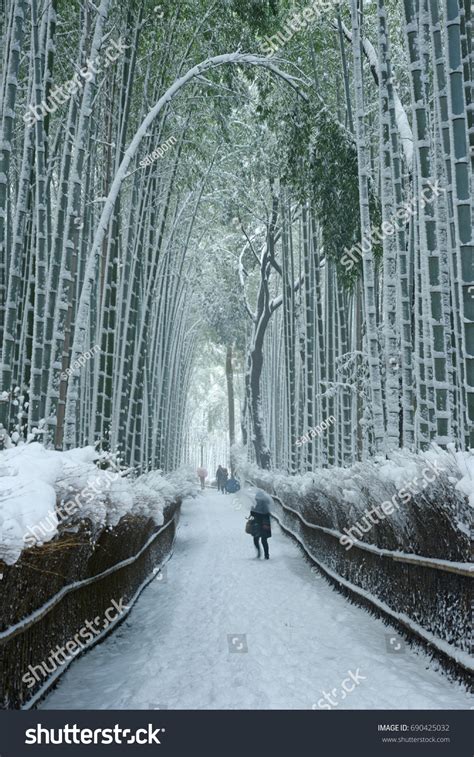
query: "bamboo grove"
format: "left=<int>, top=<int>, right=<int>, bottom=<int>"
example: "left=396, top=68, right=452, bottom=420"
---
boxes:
left=0, top=0, right=246, bottom=469
left=0, top=0, right=473, bottom=474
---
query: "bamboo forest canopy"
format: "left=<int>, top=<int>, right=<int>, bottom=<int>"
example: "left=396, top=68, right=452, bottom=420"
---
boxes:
left=0, top=0, right=472, bottom=474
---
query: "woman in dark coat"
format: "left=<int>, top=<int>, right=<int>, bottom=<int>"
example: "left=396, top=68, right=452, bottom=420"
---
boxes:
left=250, top=489, right=272, bottom=559
left=221, top=467, right=229, bottom=493
left=215, top=465, right=225, bottom=492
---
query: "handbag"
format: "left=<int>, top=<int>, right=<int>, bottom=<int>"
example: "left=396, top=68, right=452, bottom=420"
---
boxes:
left=245, top=517, right=255, bottom=535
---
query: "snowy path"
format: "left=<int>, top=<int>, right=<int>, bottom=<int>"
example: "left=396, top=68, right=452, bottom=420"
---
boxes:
left=41, top=491, right=470, bottom=710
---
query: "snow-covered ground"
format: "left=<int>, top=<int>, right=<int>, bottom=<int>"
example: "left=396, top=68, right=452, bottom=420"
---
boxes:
left=41, top=491, right=471, bottom=710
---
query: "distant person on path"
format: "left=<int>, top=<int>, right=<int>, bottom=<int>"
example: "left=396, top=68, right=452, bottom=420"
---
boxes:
left=196, top=466, right=208, bottom=490
left=225, top=475, right=240, bottom=494
left=250, top=488, right=272, bottom=559
left=221, top=467, right=229, bottom=493
left=216, top=465, right=226, bottom=493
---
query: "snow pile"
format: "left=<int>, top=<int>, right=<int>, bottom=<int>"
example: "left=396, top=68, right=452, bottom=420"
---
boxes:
left=235, top=446, right=471, bottom=561
left=0, top=444, right=198, bottom=565
left=453, top=449, right=474, bottom=512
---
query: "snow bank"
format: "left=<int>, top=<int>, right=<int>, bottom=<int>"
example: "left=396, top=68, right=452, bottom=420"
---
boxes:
left=453, top=449, right=474, bottom=512
left=0, top=444, right=198, bottom=566
left=236, top=446, right=471, bottom=561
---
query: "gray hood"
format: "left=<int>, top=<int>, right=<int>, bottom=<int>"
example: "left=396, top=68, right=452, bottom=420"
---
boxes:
left=252, top=488, right=272, bottom=514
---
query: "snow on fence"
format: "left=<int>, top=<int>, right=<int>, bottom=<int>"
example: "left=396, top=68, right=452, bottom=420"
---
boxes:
left=0, top=445, right=198, bottom=709
left=239, top=448, right=473, bottom=684
left=0, top=502, right=180, bottom=709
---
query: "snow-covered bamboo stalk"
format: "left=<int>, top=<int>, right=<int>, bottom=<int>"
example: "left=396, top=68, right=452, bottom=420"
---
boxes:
left=349, top=0, right=386, bottom=455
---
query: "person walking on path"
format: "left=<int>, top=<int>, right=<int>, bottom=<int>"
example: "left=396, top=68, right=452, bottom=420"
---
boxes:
left=216, top=465, right=226, bottom=493
left=221, top=467, right=229, bottom=493
left=250, top=488, right=272, bottom=559
left=196, top=467, right=208, bottom=490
